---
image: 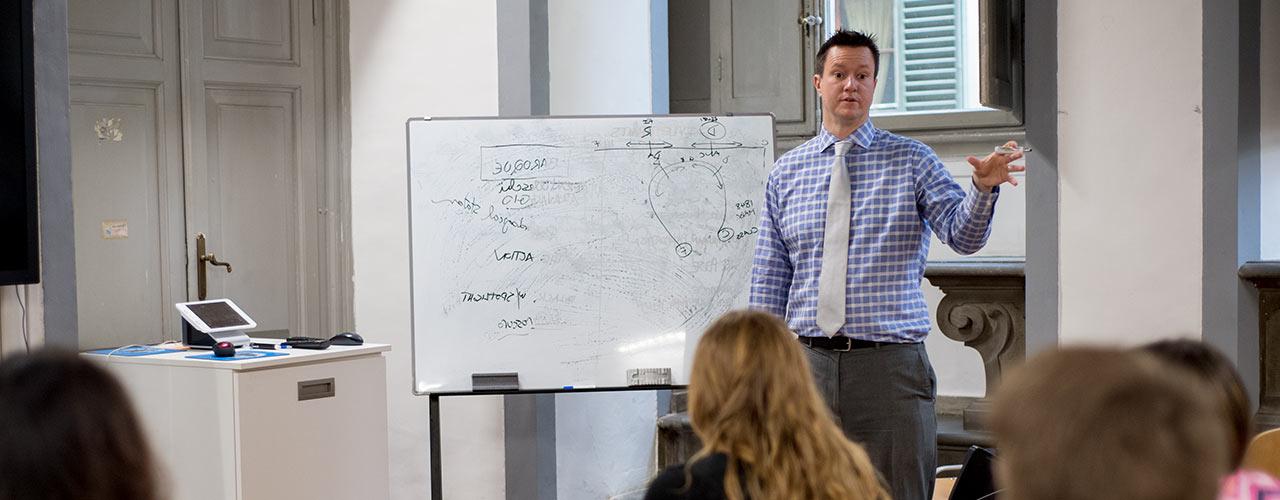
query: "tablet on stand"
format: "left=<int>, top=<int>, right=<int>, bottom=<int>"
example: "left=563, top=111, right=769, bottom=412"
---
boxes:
left=175, top=299, right=255, bottom=349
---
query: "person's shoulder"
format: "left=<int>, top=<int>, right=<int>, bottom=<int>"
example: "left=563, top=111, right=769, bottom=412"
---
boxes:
left=872, top=128, right=936, bottom=158
left=644, top=454, right=729, bottom=500
left=645, top=464, right=691, bottom=500
left=1220, top=469, right=1280, bottom=499
left=775, top=135, right=827, bottom=166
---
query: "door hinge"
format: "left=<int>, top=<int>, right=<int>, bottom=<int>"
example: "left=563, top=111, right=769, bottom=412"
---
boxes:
left=717, top=55, right=723, bottom=82
left=312, top=0, right=318, bottom=26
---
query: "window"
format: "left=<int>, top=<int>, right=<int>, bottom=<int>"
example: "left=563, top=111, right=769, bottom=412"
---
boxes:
left=825, top=0, right=1022, bottom=131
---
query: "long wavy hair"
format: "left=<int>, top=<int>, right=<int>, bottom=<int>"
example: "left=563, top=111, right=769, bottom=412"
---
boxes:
left=686, top=310, right=890, bottom=500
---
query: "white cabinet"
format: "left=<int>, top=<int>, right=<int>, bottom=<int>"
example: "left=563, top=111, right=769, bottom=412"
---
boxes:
left=88, top=344, right=391, bottom=500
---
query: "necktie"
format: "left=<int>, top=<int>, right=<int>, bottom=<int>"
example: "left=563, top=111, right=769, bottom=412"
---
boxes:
left=816, top=140, right=853, bottom=337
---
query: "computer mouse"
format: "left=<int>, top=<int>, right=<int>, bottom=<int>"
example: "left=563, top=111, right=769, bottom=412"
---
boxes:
left=213, top=341, right=236, bottom=357
left=328, top=331, right=364, bottom=346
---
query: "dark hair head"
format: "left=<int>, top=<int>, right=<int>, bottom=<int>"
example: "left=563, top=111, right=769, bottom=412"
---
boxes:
left=0, top=349, right=159, bottom=500
left=1141, top=339, right=1252, bottom=467
left=992, top=348, right=1230, bottom=500
left=816, top=30, right=881, bottom=78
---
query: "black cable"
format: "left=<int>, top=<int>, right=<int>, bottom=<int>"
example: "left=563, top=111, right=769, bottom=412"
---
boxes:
left=14, top=285, right=29, bottom=351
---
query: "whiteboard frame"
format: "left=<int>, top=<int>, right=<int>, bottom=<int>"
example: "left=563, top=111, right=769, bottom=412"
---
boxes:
left=405, top=113, right=777, bottom=396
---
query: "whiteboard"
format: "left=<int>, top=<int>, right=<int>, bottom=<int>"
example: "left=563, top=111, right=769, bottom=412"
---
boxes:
left=407, top=114, right=775, bottom=394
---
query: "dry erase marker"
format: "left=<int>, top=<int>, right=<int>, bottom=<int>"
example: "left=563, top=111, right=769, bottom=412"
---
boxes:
left=994, top=145, right=1032, bottom=155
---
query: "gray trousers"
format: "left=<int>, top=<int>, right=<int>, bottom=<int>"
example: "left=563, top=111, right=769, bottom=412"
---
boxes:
left=804, top=342, right=937, bottom=500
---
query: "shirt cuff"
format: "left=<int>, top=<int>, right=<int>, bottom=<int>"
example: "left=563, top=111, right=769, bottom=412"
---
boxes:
left=969, top=181, right=1000, bottom=216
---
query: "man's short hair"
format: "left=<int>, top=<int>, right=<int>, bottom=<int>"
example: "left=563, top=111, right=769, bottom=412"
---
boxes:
left=816, top=30, right=880, bottom=77
left=990, top=347, right=1231, bottom=500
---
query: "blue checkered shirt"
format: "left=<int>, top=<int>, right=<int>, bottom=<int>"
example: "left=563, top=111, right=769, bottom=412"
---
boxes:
left=749, top=120, right=1000, bottom=341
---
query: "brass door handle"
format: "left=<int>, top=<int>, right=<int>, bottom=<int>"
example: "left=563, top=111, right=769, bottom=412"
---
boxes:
left=201, top=253, right=233, bottom=272
left=195, top=233, right=233, bottom=300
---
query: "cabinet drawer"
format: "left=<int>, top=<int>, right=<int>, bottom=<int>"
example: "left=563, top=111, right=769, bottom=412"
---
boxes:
left=234, top=355, right=389, bottom=500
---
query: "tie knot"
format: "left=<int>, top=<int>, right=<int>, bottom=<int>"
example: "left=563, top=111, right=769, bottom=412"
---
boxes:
left=834, top=140, right=853, bottom=155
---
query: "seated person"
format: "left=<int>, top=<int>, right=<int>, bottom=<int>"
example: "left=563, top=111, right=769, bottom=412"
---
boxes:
left=644, top=310, right=889, bottom=500
left=990, top=347, right=1230, bottom=500
left=1142, top=339, right=1280, bottom=500
left=0, top=349, right=160, bottom=500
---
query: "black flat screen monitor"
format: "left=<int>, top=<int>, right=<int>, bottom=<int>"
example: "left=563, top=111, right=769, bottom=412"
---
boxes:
left=0, top=0, right=38, bottom=285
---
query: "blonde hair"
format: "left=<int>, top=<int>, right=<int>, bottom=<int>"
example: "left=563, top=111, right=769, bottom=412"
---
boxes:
left=991, top=347, right=1230, bottom=500
left=687, top=310, right=889, bottom=500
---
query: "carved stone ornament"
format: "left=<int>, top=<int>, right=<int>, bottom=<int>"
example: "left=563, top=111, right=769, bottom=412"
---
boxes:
left=1240, top=261, right=1280, bottom=431
left=925, top=259, right=1026, bottom=431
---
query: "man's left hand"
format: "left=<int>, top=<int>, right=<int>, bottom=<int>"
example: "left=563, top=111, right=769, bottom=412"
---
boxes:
left=967, top=140, right=1027, bottom=193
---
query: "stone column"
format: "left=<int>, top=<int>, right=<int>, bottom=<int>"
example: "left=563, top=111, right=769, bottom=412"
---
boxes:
left=1240, top=261, right=1280, bottom=431
left=925, top=259, right=1026, bottom=431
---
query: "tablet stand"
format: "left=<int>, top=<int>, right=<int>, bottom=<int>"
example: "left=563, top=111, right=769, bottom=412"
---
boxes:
left=183, top=319, right=251, bottom=349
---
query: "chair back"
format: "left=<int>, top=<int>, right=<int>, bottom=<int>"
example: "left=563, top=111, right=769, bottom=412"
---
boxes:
left=949, top=446, right=998, bottom=500
left=1244, top=428, right=1280, bottom=478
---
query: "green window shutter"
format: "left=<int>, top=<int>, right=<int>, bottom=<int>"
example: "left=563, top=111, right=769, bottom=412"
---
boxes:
left=900, top=0, right=961, bottom=111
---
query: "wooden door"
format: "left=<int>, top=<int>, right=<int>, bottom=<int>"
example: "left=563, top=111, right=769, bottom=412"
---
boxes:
left=178, top=0, right=329, bottom=337
left=68, top=0, right=186, bottom=349
left=69, top=0, right=341, bottom=349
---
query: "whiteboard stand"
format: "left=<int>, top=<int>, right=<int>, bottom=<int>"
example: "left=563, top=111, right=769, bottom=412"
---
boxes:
left=409, top=113, right=772, bottom=496
left=428, top=385, right=683, bottom=499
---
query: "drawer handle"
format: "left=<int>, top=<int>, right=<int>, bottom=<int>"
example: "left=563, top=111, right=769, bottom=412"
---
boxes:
left=298, top=378, right=335, bottom=401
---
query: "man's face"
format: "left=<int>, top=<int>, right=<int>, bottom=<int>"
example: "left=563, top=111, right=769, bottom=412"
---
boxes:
left=813, top=45, right=877, bottom=133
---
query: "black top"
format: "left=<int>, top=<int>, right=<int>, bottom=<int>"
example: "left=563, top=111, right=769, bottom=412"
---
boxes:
left=644, top=453, right=738, bottom=500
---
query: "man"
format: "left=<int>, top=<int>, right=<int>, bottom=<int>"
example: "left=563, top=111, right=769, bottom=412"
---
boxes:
left=748, top=30, right=1023, bottom=500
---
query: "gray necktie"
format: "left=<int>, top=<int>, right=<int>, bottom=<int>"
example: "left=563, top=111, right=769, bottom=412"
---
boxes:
left=816, top=140, right=853, bottom=337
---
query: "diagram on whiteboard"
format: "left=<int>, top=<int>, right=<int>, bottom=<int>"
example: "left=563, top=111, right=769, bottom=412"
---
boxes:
left=596, top=117, right=767, bottom=258
left=407, top=114, right=774, bottom=394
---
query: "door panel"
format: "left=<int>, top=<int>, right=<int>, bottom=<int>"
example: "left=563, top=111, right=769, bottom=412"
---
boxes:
left=70, top=85, right=170, bottom=349
left=202, top=87, right=302, bottom=332
left=69, top=0, right=185, bottom=350
left=709, top=0, right=817, bottom=137
left=728, top=2, right=782, bottom=100
left=202, top=0, right=298, bottom=64
left=68, top=0, right=161, bottom=58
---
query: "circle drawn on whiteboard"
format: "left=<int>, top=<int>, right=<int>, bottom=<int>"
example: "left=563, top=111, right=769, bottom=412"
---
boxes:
left=700, top=121, right=727, bottom=140
left=717, top=227, right=733, bottom=242
left=648, top=160, right=730, bottom=257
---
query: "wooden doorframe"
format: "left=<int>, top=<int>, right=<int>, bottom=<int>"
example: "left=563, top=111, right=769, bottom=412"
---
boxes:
left=329, top=0, right=354, bottom=332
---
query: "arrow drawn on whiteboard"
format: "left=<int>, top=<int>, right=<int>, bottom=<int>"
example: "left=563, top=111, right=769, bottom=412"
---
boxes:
left=594, top=141, right=674, bottom=151
left=691, top=141, right=743, bottom=149
left=647, top=159, right=732, bottom=258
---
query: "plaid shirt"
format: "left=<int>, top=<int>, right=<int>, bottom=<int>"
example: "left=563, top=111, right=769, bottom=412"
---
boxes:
left=749, top=120, right=1000, bottom=341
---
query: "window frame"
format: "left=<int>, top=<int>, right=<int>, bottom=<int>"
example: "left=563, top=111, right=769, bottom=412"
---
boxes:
left=821, top=0, right=1024, bottom=133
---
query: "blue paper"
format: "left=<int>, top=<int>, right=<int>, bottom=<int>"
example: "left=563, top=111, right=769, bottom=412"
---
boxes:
left=186, top=350, right=289, bottom=361
left=86, top=346, right=181, bottom=357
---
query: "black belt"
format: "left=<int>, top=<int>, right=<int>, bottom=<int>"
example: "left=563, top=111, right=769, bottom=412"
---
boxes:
left=797, top=336, right=909, bottom=351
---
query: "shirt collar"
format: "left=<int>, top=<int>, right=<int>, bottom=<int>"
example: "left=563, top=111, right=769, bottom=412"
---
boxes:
left=818, top=119, right=877, bottom=153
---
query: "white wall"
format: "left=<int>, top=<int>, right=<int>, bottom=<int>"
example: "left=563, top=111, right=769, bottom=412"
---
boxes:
left=546, top=3, right=663, bottom=498
left=1262, top=0, right=1280, bottom=260
left=548, top=0, right=656, bottom=115
left=1057, top=0, right=1204, bottom=345
left=348, top=2, right=504, bottom=499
